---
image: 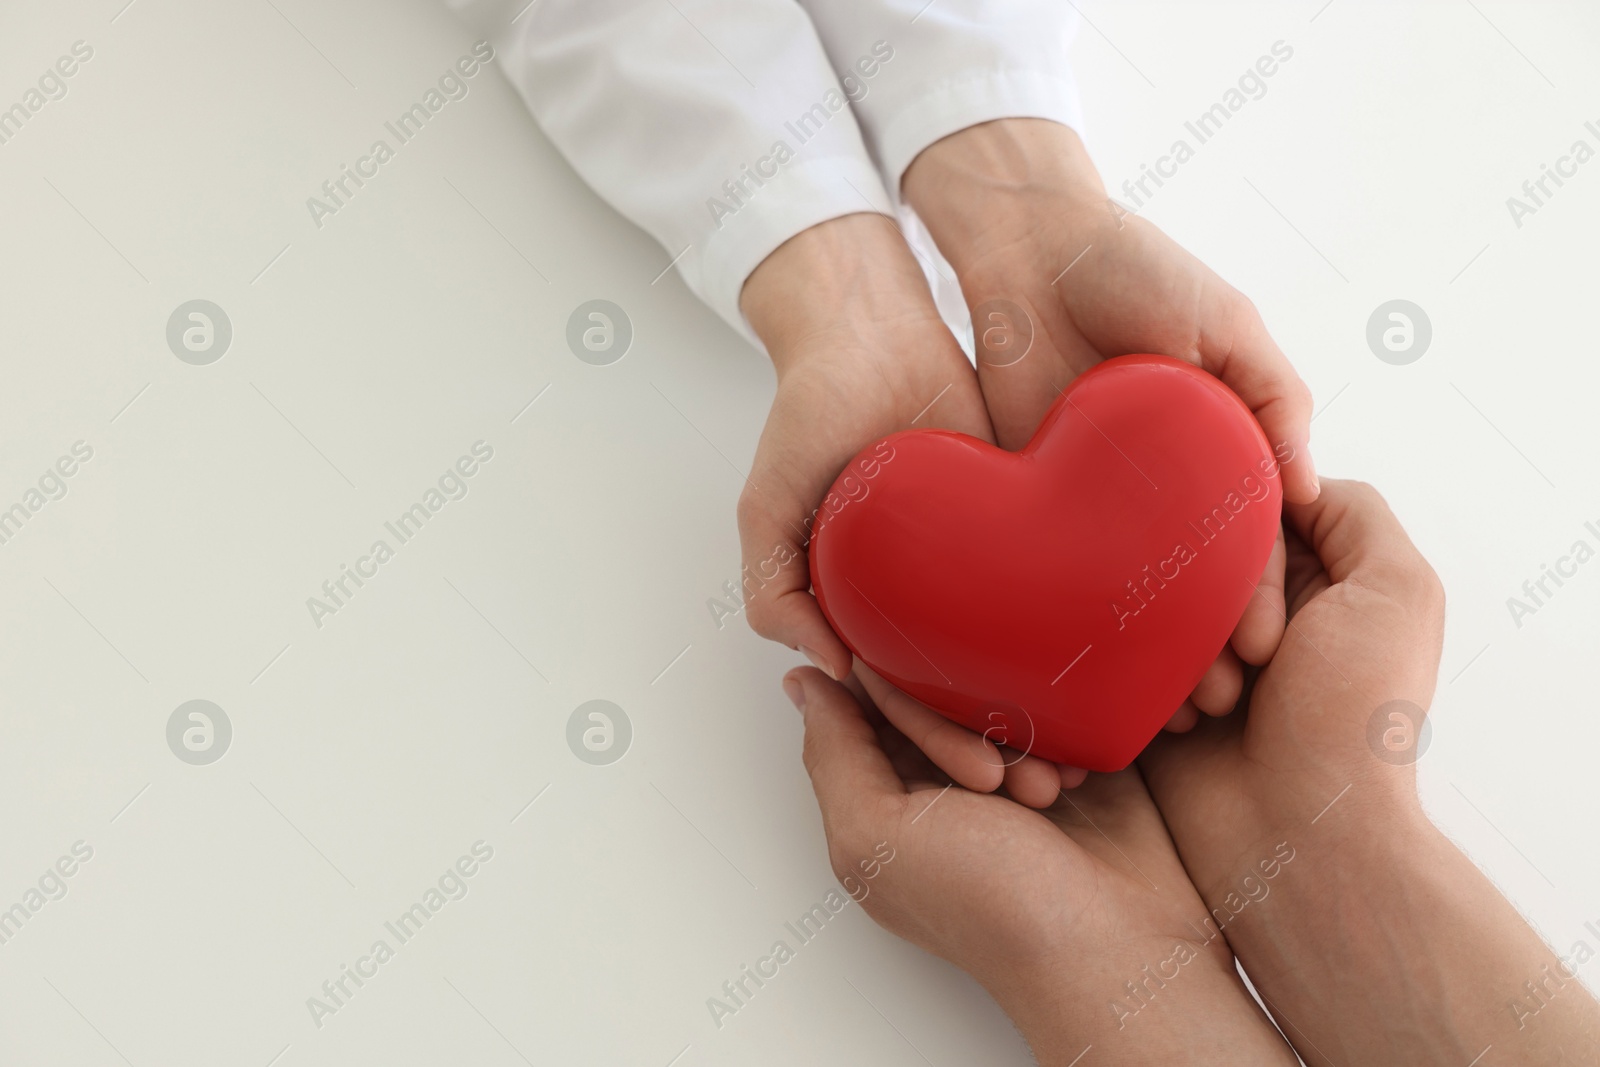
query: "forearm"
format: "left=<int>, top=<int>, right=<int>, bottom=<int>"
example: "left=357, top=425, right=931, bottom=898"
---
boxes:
left=1200, top=800, right=1600, bottom=1064
left=982, top=933, right=1298, bottom=1065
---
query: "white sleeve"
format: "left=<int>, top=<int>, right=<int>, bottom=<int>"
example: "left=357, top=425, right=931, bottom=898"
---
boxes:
left=792, top=0, right=1083, bottom=191
left=445, top=0, right=896, bottom=344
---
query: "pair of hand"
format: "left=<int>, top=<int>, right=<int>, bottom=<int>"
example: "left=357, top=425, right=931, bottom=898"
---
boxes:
left=790, top=480, right=1598, bottom=1063
left=739, top=118, right=1317, bottom=805
left=739, top=119, right=1599, bottom=1060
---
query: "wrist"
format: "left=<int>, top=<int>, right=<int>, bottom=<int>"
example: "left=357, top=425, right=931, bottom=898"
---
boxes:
left=984, top=932, right=1295, bottom=1064
left=739, top=212, right=943, bottom=376
left=1203, top=808, right=1545, bottom=1064
left=902, top=118, right=1108, bottom=274
left=1197, top=779, right=1435, bottom=935
left=1170, top=764, right=1428, bottom=919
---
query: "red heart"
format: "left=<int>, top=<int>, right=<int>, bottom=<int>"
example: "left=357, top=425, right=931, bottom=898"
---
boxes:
left=809, top=354, right=1284, bottom=772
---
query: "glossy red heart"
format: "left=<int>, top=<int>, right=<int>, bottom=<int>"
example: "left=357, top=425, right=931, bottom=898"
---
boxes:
left=809, top=354, right=1285, bottom=771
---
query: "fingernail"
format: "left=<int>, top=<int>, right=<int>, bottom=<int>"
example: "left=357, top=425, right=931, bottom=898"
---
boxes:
left=783, top=676, right=807, bottom=713
left=799, top=646, right=835, bottom=680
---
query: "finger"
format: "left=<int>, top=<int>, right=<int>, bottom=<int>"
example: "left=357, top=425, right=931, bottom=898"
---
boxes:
left=1163, top=700, right=1201, bottom=733
left=856, top=663, right=1005, bottom=793
left=1190, top=645, right=1244, bottom=716
left=1001, top=751, right=1066, bottom=808
left=1282, top=527, right=1331, bottom=617
left=857, top=686, right=952, bottom=789
left=1057, top=763, right=1089, bottom=790
left=789, top=668, right=906, bottom=815
left=738, top=339, right=992, bottom=680
left=1139, top=705, right=1243, bottom=783
left=736, top=489, right=852, bottom=681
left=1284, top=479, right=1436, bottom=602
left=1231, top=527, right=1287, bottom=665
left=1201, top=297, right=1318, bottom=504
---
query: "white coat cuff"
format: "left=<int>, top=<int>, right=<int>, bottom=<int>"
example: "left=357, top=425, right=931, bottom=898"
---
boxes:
left=875, top=68, right=1083, bottom=194
left=693, top=153, right=895, bottom=348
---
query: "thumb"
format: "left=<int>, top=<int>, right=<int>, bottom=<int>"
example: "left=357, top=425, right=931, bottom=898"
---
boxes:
left=1200, top=297, right=1319, bottom=504
left=789, top=668, right=905, bottom=818
left=737, top=475, right=853, bottom=681
left=1284, top=478, right=1439, bottom=603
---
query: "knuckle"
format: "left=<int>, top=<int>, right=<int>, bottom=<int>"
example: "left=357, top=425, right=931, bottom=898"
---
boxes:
left=1290, top=376, right=1315, bottom=416
left=1412, top=560, right=1447, bottom=617
left=1226, top=289, right=1265, bottom=331
left=1364, top=553, right=1443, bottom=618
left=800, top=724, right=826, bottom=780
left=823, top=815, right=880, bottom=886
left=742, top=592, right=779, bottom=638
left=825, top=839, right=856, bottom=883
left=1346, top=479, right=1388, bottom=512
left=734, top=488, right=763, bottom=533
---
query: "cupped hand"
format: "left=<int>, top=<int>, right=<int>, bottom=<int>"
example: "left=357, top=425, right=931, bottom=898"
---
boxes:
left=742, top=213, right=1082, bottom=801
left=787, top=667, right=1299, bottom=1064
left=1138, top=477, right=1445, bottom=882
left=903, top=118, right=1316, bottom=735
left=1124, top=485, right=1600, bottom=1067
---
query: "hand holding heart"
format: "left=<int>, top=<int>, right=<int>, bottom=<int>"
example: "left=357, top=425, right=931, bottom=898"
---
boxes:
left=743, top=119, right=1317, bottom=805
left=745, top=118, right=1600, bottom=1064
left=741, top=214, right=1030, bottom=798
left=902, top=118, right=1319, bottom=756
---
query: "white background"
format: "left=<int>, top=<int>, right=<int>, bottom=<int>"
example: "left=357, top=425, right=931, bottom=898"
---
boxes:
left=0, top=0, right=1596, bottom=1064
